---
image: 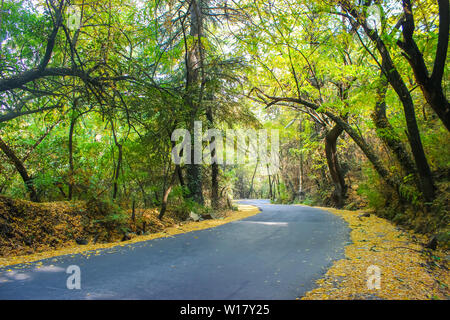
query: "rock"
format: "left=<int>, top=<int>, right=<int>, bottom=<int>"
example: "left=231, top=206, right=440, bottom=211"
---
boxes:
left=210, top=212, right=220, bottom=219
left=189, top=212, right=200, bottom=222
left=121, top=233, right=131, bottom=241
left=202, top=214, right=213, bottom=220
left=425, top=236, right=438, bottom=250
left=75, top=237, right=88, bottom=245
left=358, top=212, right=371, bottom=220
left=121, top=232, right=136, bottom=242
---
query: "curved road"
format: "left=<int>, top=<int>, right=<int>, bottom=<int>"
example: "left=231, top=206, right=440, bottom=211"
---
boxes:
left=0, top=200, right=349, bottom=299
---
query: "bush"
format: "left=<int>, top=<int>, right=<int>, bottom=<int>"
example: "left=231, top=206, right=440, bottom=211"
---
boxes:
left=85, top=198, right=128, bottom=241
left=300, top=197, right=315, bottom=206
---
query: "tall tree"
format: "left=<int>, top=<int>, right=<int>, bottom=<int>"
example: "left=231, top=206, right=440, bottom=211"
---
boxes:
left=340, top=0, right=436, bottom=202
left=185, top=0, right=205, bottom=205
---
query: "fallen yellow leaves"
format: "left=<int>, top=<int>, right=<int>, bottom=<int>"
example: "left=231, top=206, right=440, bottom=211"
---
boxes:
left=301, top=207, right=449, bottom=300
left=0, top=203, right=260, bottom=268
left=0, top=196, right=88, bottom=257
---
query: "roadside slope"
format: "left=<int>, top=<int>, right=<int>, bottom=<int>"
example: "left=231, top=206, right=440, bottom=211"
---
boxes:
left=0, top=202, right=260, bottom=268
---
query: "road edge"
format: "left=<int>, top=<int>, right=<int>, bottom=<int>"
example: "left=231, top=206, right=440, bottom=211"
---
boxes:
left=0, top=204, right=260, bottom=268
left=299, top=206, right=449, bottom=300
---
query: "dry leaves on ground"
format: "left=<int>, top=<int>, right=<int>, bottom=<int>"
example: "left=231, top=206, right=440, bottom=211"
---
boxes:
left=301, top=208, right=449, bottom=300
left=0, top=204, right=260, bottom=268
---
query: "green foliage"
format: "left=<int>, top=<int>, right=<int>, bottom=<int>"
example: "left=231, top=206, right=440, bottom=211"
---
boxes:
left=271, top=182, right=291, bottom=204
left=172, top=196, right=210, bottom=220
left=357, top=166, right=386, bottom=210
left=398, top=184, right=421, bottom=207
left=87, top=198, right=128, bottom=234
left=299, top=197, right=315, bottom=206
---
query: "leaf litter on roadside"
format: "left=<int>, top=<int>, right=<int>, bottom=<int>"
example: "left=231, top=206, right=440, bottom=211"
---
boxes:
left=301, top=208, right=449, bottom=300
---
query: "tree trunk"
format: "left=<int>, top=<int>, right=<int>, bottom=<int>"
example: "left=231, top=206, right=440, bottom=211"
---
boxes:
left=378, top=46, right=435, bottom=202
left=112, top=143, right=122, bottom=200
left=185, top=0, right=204, bottom=205
left=68, top=113, right=76, bottom=200
left=206, top=105, right=219, bottom=209
left=170, top=138, right=185, bottom=188
left=372, top=76, right=417, bottom=177
left=324, top=112, right=397, bottom=190
left=211, top=162, right=219, bottom=207
left=131, top=198, right=136, bottom=222
left=397, top=0, right=450, bottom=131
left=248, top=160, right=259, bottom=198
left=0, top=136, right=39, bottom=201
left=267, top=164, right=273, bottom=200
left=325, top=123, right=346, bottom=208
left=111, top=121, right=122, bottom=200
left=276, top=174, right=281, bottom=199
left=186, top=156, right=203, bottom=204
left=298, top=134, right=304, bottom=201
left=158, top=169, right=177, bottom=220
left=344, top=2, right=436, bottom=202
left=159, top=142, right=185, bottom=220
left=176, top=165, right=184, bottom=187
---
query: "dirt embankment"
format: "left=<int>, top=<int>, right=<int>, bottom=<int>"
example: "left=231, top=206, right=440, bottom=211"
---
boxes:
left=0, top=195, right=193, bottom=257
left=0, top=196, right=260, bottom=267
left=0, top=196, right=89, bottom=256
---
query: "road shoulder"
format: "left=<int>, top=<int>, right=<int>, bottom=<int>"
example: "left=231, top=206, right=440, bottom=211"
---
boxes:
left=0, top=204, right=260, bottom=268
left=300, top=207, right=449, bottom=300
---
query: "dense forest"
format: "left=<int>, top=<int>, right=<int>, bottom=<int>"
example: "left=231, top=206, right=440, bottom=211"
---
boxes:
left=0, top=0, right=448, bottom=253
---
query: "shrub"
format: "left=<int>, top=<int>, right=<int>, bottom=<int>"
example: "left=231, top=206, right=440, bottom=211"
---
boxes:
left=85, top=198, right=128, bottom=241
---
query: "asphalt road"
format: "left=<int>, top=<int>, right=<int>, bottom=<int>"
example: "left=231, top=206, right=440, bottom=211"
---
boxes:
left=0, top=199, right=349, bottom=300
